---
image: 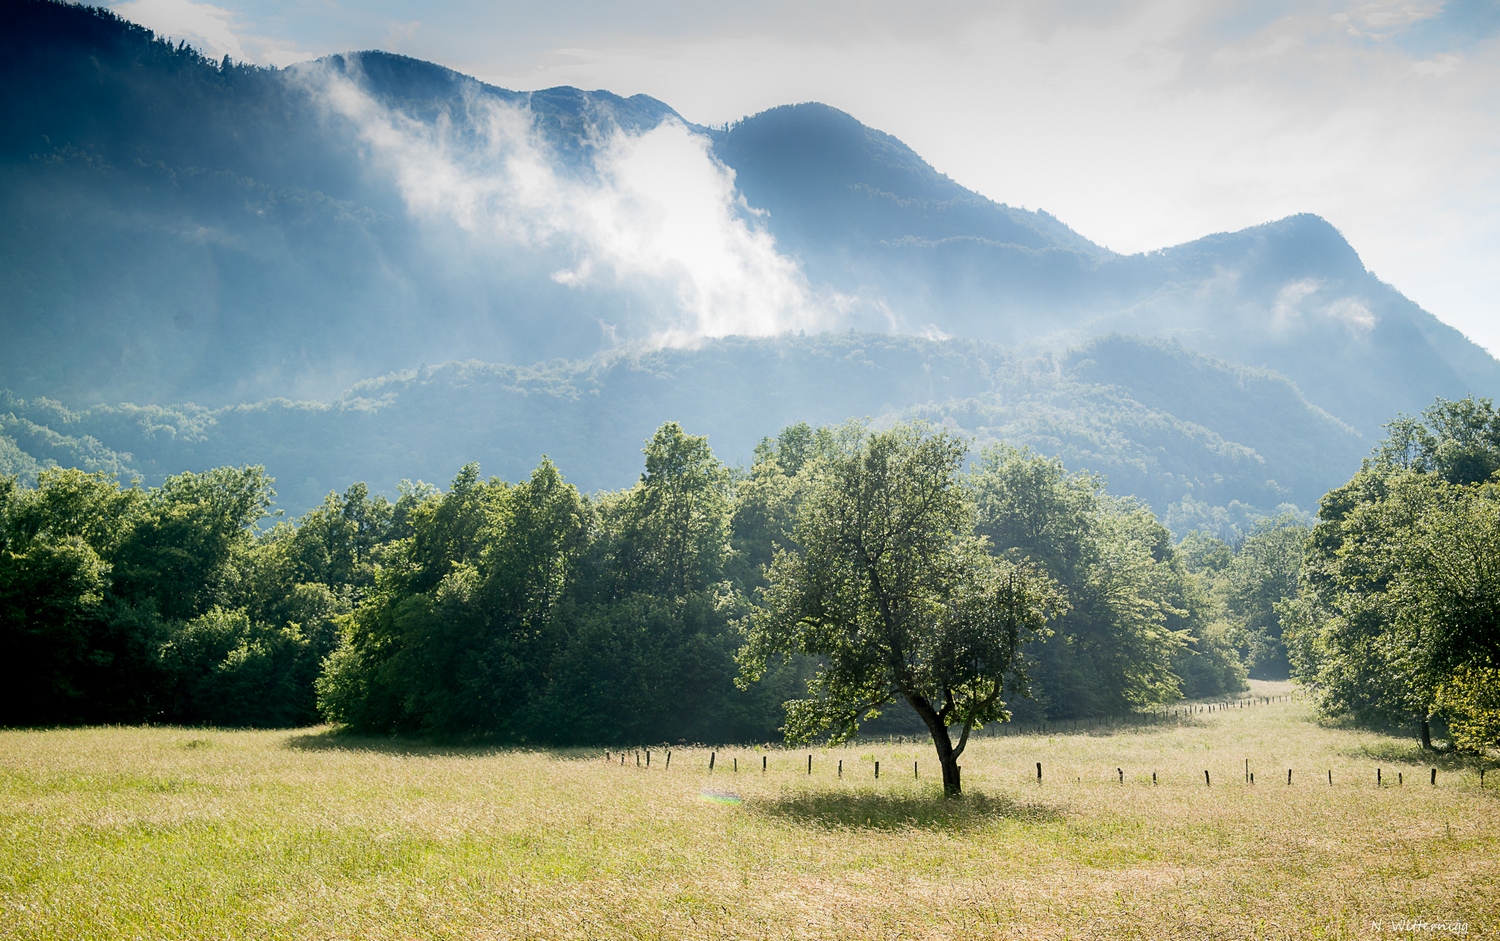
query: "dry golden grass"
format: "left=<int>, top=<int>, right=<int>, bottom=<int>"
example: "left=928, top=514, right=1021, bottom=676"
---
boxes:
left=2, top=681, right=1496, bottom=940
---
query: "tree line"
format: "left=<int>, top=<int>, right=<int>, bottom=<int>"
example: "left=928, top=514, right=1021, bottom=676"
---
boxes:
left=2, top=420, right=1255, bottom=739
left=1283, top=397, right=1500, bottom=753
left=5, top=407, right=1493, bottom=765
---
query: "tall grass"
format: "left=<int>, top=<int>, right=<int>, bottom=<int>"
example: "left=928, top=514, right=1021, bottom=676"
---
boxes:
left=1, top=681, right=1495, bottom=939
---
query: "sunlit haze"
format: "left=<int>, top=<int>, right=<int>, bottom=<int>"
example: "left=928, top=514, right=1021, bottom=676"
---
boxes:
left=107, top=0, right=1500, bottom=353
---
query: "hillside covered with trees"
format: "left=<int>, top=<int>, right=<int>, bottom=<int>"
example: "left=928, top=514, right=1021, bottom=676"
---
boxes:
left=3, top=420, right=1252, bottom=740
left=4, top=403, right=1497, bottom=757
left=0, top=333, right=1363, bottom=537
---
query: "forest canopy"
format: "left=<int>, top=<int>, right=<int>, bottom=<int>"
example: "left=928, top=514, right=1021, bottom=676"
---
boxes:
left=1285, top=397, right=1500, bottom=752
left=1, top=419, right=1251, bottom=741
left=3, top=407, right=1494, bottom=755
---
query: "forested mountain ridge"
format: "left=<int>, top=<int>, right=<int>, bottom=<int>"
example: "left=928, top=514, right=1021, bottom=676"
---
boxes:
left=0, top=0, right=1493, bottom=530
left=0, top=334, right=1361, bottom=534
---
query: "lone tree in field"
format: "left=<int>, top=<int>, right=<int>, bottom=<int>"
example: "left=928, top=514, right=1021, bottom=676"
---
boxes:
left=738, top=423, right=1063, bottom=796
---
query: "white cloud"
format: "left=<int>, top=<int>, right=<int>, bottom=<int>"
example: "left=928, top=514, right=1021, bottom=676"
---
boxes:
left=1273, top=279, right=1376, bottom=334
left=1412, top=53, right=1461, bottom=77
left=113, top=0, right=248, bottom=61
left=1273, top=278, right=1323, bottom=332
left=108, top=0, right=320, bottom=66
left=316, top=69, right=831, bottom=344
left=1326, top=297, right=1376, bottom=332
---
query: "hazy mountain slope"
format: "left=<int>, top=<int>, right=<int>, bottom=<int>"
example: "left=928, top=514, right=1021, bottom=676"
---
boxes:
left=1102, top=214, right=1500, bottom=434
left=0, top=335, right=1364, bottom=535
left=715, top=107, right=1500, bottom=433
left=0, top=1, right=691, bottom=403
left=0, top=0, right=1492, bottom=531
left=3, top=0, right=1495, bottom=437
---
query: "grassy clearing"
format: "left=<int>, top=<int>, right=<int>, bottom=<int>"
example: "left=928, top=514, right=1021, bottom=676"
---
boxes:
left=1, top=681, right=1496, bottom=940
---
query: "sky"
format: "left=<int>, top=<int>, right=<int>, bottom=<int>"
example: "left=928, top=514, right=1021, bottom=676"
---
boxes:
left=107, top=0, right=1500, bottom=353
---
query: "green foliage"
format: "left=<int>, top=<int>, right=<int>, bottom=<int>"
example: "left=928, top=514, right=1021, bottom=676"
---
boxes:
left=1220, top=515, right=1309, bottom=678
left=157, top=607, right=315, bottom=727
left=740, top=422, right=1064, bottom=794
left=5, top=417, right=1267, bottom=742
left=0, top=467, right=374, bottom=727
left=1435, top=665, right=1500, bottom=753
left=318, top=431, right=796, bottom=744
left=969, top=446, right=1238, bottom=718
left=1290, top=397, right=1500, bottom=749
left=1376, top=396, right=1500, bottom=485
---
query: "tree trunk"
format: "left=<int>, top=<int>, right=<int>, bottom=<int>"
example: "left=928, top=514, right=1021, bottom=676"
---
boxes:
left=1420, top=715, right=1433, bottom=751
left=905, top=692, right=962, bottom=797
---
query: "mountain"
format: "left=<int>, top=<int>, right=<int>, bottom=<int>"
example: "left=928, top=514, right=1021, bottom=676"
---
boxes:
left=0, top=0, right=1494, bottom=529
left=713, top=105, right=1499, bottom=434
left=0, top=333, right=1362, bottom=537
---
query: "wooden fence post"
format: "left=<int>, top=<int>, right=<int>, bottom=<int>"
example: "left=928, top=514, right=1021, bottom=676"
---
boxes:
left=1118, top=767, right=1123, bottom=784
left=665, top=751, right=670, bottom=770
left=807, top=754, right=812, bottom=775
left=1431, top=768, right=1437, bottom=786
left=709, top=752, right=715, bottom=771
left=1205, top=770, right=1211, bottom=787
left=875, top=761, right=880, bottom=780
left=1037, top=762, right=1043, bottom=784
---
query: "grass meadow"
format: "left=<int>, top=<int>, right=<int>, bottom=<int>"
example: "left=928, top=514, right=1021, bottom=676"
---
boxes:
left=1, top=681, right=1496, bottom=940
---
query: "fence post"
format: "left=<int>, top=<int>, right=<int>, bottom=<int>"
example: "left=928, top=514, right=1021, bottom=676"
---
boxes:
left=710, top=752, right=715, bottom=771
left=646, top=750, right=651, bottom=768
left=1037, top=762, right=1043, bottom=784
left=807, top=754, right=812, bottom=775
left=665, top=751, right=670, bottom=770
left=1205, top=770, right=1211, bottom=787
left=1431, top=768, right=1437, bottom=786
left=762, top=755, right=766, bottom=773
left=1287, top=769, right=1292, bottom=785
left=875, top=761, right=880, bottom=780
left=1118, top=767, right=1123, bottom=784
left=838, top=759, right=842, bottom=778
left=1152, top=771, right=1157, bottom=785
left=914, top=761, right=918, bottom=779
